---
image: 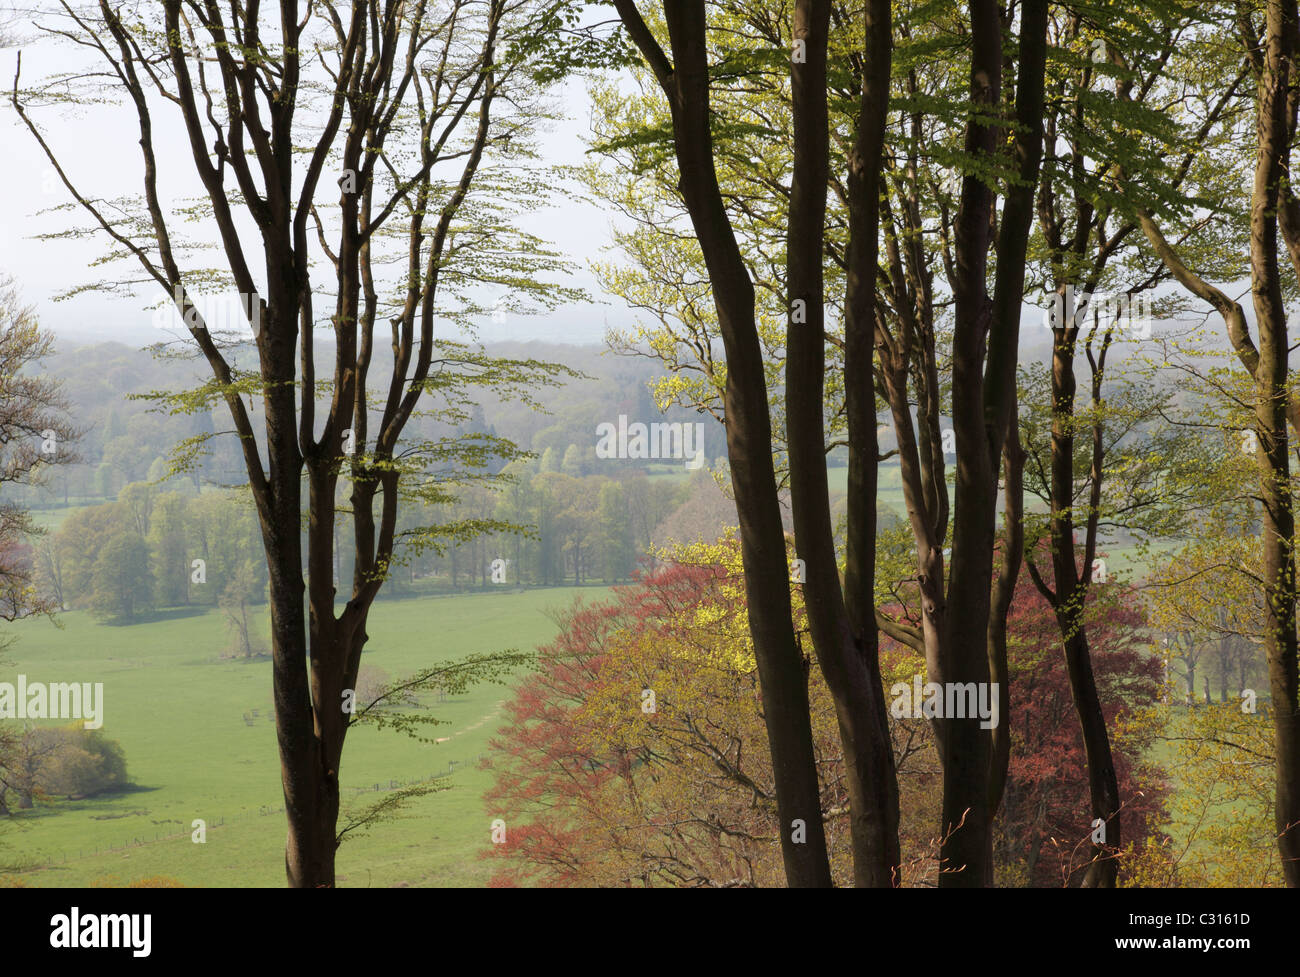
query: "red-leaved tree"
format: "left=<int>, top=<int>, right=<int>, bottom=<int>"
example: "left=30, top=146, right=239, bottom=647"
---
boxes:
left=484, top=539, right=1168, bottom=887
left=992, top=564, right=1168, bottom=886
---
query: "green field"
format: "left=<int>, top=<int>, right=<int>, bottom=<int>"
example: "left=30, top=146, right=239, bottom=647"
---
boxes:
left=827, top=463, right=908, bottom=520
left=25, top=499, right=108, bottom=534
left=0, top=522, right=1260, bottom=888
left=0, top=585, right=610, bottom=888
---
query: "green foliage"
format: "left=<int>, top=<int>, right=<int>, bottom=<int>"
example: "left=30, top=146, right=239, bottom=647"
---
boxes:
left=33, top=725, right=130, bottom=799
left=148, top=493, right=191, bottom=607
left=596, top=481, right=637, bottom=582
left=89, top=532, right=152, bottom=624
left=501, top=1, right=641, bottom=85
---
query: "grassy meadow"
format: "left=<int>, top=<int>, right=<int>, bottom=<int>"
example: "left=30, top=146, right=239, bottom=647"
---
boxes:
left=0, top=498, right=1257, bottom=887
left=0, top=585, right=611, bottom=888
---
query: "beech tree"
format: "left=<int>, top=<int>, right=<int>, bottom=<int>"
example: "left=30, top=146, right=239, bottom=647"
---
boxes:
left=787, top=0, right=899, bottom=886
left=13, top=0, right=582, bottom=886
left=597, top=0, right=1051, bottom=886
left=1012, top=0, right=1250, bottom=885
left=1123, top=0, right=1300, bottom=884
left=609, top=0, right=834, bottom=885
left=860, top=0, right=1048, bottom=886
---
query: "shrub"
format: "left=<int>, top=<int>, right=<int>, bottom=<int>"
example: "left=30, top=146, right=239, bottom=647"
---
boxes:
left=34, top=725, right=129, bottom=798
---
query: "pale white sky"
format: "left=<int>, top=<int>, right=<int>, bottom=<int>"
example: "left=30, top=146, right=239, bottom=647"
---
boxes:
left=0, top=12, right=622, bottom=348
left=0, top=6, right=1204, bottom=363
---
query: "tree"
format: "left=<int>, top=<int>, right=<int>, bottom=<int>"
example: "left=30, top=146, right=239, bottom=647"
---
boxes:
left=220, top=560, right=266, bottom=659
left=93, top=463, right=114, bottom=499
left=89, top=531, right=153, bottom=624
left=185, top=489, right=264, bottom=607
left=486, top=532, right=1169, bottom=887
left=783, top=0, right=901, bottom=886
left=920, top=0, right=1047, bottom=887
left=0, top=273, right=76, bottom=635
left=15, top=0, right=582, bottom=886
left=50, top=502, right=133, bottom=609
left=0, top=726, right=61, bottom=815
left=1146, top=511, right=1270, bottom=707
left=560, top=442, right=584, bottom=477
left=1125, top=0, right=1300, bottom=884
left=1138, top=700, right=1279, bottom=886
left=990, top=554, right=1168, bottom=886
left=610, top=0, right=833, bottom=885
left=546, top=474, right=600, bottom=583
left=493, top=462, right=538, bottom=585
left=33, top=534, right=66, bottom=611
left=601, top=0, right=1055, bottom=886
left=486, top=539, right=904, bottom=886
left=1011, top=0, right=1252, bottom=886
left=32, top=726, right=130, bottom=799
left=118, top=481, right=155, bottom=538
left=530, top=473, right=564, bottom=585
left=596, top=481, right=635, bottom=582
left=148, top=491, right=191, bottom=607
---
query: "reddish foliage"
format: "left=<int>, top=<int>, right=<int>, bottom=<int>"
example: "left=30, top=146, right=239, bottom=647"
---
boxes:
left=995, top=566, right=1168, bottom=886
left=486, top=548, right=1167, bottom=886
left=482, top=560, right=736, bottom=887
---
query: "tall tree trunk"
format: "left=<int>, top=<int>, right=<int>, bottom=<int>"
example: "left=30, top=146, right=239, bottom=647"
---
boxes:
left=938, top=0, right=1001, bottom=887
left=789, top=0, right=900, bottom=887
left=937, top=0, right=1046, bottom=886
left=987, top=405, right=1023, bottom=832
left=1253, top=0, right=1300, bottom=887
left=614, top=0, right=833, bottom=886
left=1029, top=305, right=1122, bottom=886
left=846, top=0, right=904, bottom=887
left=15, top=0, right=516, bottom=890
left=1062, top=617, right=1121, bottom=884
left=267, top=508, right=326, bottom=886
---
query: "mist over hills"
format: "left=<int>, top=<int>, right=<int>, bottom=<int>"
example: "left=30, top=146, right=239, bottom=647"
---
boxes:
left=26, top=337, right=726, bottom=504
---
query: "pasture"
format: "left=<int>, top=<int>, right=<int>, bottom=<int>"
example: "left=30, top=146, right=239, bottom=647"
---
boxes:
left=0, top=585, right=610, bottom=887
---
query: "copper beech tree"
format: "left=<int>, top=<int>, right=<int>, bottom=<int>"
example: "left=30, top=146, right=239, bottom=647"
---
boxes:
left=13, top=0, right=581, bottom=886
left=482, top=538, right=1168, bottom=887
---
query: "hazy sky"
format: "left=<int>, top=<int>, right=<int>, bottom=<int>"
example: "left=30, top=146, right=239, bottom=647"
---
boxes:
left=0, top=15, right=623, bottom=349
left=0, top=8, right=1222, bottom=364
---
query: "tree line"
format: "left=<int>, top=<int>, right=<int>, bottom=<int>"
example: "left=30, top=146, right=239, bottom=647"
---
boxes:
left=30, top=466, right=691, bottom=629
